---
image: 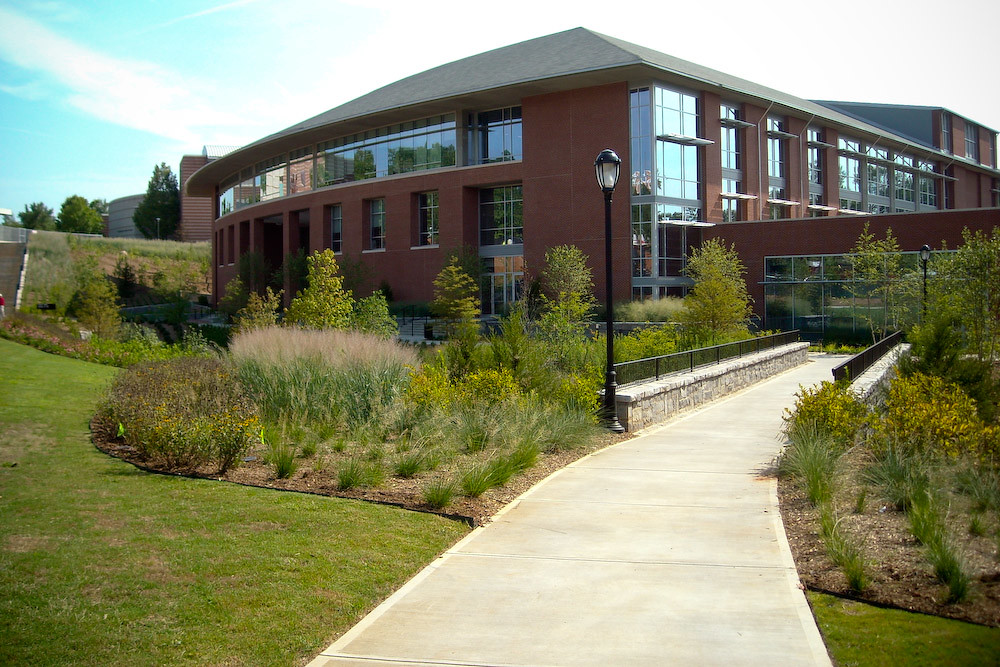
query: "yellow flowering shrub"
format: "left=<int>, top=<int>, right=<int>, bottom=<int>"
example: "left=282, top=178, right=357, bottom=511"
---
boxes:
left=552, top=373, right=601, bottom=419
left=784, top=379, right=869, bottom=448
left=459, top=368, right=521, bottom=402
left=404, top=363, right=462, bottom=412
left=878, top=372, right=999, bottom=460
left=105, top=357, right=260, bottom=472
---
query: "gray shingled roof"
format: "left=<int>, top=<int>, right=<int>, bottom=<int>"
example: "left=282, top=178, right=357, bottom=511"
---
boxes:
left=188, top=28, right=993, bottom=194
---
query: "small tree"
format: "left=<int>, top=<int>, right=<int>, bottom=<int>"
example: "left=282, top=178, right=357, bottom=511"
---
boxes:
left=237, top=250, right=272, bottom=295
left=57, top=195, right=103, bottom=234
left=849, top=223, right=904, bottom=343
left=18, top=202, right=57, bottom=230
left=936, top=227, right=1000, bottom=362
left=218, top=276, right=250, bottom=321
left=679, top=238, right=752, bottom=346
left=350, top=293, right=398, bottom=338
left=233, top=287, right=283, bottom=335
left=70, top=264, right=121, bottom=339
left=540, top=245, right=596, bottom=322
left=133, top=163, right=180, bottom=239
left=284, top=249, right=354, bottom=329
left=431, top=257, right=480, bottom=335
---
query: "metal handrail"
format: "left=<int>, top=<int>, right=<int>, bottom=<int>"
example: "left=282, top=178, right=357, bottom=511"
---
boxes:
left=831, top=330, right=903, bottom=383
left=614, top=330, right=801, bottom=386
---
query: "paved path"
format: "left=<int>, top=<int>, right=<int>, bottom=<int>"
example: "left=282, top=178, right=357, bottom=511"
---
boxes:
left=308, top=355, right=841, bottom=666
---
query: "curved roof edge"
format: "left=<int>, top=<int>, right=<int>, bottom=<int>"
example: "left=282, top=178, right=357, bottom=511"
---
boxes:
left=188, top=28, right=998, bottom=196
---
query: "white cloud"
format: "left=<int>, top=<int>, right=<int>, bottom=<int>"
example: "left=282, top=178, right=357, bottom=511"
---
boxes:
left=0, top=6, right=254, bottom=146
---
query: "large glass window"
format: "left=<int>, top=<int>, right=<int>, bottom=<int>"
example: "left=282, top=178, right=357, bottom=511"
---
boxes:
left=654, top=88, right=701, bottom=200
left=966, top=121, right=979, bottom=161
left=288, top=147, right=313, bottom=195
left=218, top=176, right=237, bottom=217
left=368, top=199, right=385, bottom=250
left=418, top=192, right=439, bottom=246
left=330, top=205, right=342, bottom=252
left=767, top=117, right=787, bottom=179
left=479, top=185, right=523, bottom=247
left=631, top=204, right=653, bottom=278
left=630, top=88, right=653, bottom=195
left=807, top=128, right=824, bottom=185
left=318, top=114, right=456, bottom=186
left=256, top=156, right=287, bottom=202
left=470, top=107, right=522, bottom=164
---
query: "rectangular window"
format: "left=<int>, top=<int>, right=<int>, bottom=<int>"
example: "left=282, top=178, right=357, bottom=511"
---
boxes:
left=942, top=112, right=953, bottom=153
left=767, top=117, right=789, bottom=181
left=479, top=185, right=523, bottom=247
left=720, top=104, right=740, bottom=170
left=839, top=154, right=861, bottom=192
left=472, top=107, right=522, bottom=164
left=368, top=199, right=385, bottom=250
left=288, top=147, right=314, bottom=195
left=417, top=192, right=439, bottom=246
left=654, top=87, right=702, bottom=200
left=630, top=88, right=653, bottom=195
left=808, top=145, right=823, bottom=185
left=631, top=204, right=653, bottom=278
left=966, top=121, right=979, bottom=161
left=330, top=204, right=342, bottom=252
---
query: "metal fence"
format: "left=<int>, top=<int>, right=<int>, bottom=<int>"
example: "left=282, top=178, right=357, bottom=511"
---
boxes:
left=0, top=226, right=28, bottom=243
left=614, top=330, right=801, bottom=386
left=831, top=330, right=903, bottom=383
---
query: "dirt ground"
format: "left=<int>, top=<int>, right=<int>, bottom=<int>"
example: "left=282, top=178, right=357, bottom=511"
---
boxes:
left=779, top=473, right=1000, bottom=627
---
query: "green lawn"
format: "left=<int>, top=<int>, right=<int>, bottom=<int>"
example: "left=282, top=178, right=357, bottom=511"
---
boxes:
left=0, top=339, right=468, bottom=665
left=810, top=592, right=1000, bottom=666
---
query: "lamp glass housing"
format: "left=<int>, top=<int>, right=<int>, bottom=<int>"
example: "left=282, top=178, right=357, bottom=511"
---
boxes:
left=919, top=244, right=931, bottom=262
left=594, top=149, right=621, bottom=192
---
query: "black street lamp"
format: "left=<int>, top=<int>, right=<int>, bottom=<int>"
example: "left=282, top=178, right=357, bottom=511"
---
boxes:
left=595, top=149, right=625, bottom=433
left=919, top=244, right=931, bottom=318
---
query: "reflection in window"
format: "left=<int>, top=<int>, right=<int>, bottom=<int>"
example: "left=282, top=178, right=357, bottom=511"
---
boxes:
left=918, top=176, right=937, bottom=207
left=630, top=88, right=653, bottom=195
left=330, top=205, right=342, bottom=253
left=471, top=107, right=522, bottom=164
left=418, top=192, right=439, bottom=246
left=257, top=157, right=287, bottom=202
left=631, top=204, right=652, bottom=278
left=318, top=114, right=457, bottom=186
left=767, top=117, right=787, bottom=179
left=368, top=199, right=385, bottom=250
left=655, top=87, right=701, bottom=200
left=942, top=112, right=952, bottom=153
left=289, top=148, right=313, bottom=195
left=720, top=104, right=740, bottom=170
left=479, top=186, right=523, bottom=247
left=481, top=255, right=524, bottom=316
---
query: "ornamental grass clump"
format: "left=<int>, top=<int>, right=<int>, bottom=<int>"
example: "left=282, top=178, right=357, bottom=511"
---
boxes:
left=104, top=357, right=259, bottom=472
left=818, top=505, right=869, bottom=593
left=229, top=326, right=417, bottom=428
left=779, top=420, right=841, bottom=507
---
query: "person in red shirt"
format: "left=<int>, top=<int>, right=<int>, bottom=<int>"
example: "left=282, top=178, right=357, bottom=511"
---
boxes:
left=0, top=292, right=5, bottom=319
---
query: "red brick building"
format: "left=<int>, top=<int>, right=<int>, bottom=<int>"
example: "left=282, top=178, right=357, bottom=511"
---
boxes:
left=186, top=28, right=1000, bottom=328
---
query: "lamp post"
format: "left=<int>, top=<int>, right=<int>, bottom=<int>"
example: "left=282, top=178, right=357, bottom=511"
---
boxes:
left=919, top=244, right=930, bottom=318
left=155, top=216, right=161, bottom=239
left=595, top=149, right=625, bottom=433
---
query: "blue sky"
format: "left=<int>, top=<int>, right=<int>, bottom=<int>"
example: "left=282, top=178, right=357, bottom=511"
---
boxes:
left=1, top=0, right=997, bottom=221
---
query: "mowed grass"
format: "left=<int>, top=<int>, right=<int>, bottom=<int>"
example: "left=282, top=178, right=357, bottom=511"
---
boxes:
left=809, top=591, right=1000, bottom=666
left=0, top=339, right=468, bottom=666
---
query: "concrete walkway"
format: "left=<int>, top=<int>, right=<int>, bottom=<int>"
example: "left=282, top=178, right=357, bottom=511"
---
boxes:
left=308, top=355, right=841, bottom=667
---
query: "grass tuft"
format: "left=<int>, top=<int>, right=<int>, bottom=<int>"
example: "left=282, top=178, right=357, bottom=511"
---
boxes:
left=779, top=420, right=840, bottom=506
left=423, top=478, right=457, bottom=509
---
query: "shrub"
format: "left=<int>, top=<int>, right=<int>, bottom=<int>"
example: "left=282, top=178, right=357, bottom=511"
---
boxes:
left=350, top=293, right=398, bottom=338
left=268, top=441, right=298, bottom=479
left=783, top=379, right=868, bottom=448
left=615, top=324, right=680, bottom=363
left=104, top=357, right=259, bottom=472
left=459, top=368, right=521, bottom=403
left=878, top=372, right=998, bottom=460
left=615, top=297, right=685, bottom=323
left=337, top=458, right=385, bottom=490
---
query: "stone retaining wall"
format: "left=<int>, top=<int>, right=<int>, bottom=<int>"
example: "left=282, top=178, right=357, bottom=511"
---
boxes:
left=848, top=343, right=909, bottom=407
left=614, top=342, right=810, bottom=431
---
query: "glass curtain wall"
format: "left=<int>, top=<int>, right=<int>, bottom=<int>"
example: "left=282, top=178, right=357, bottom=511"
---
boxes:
left=629, top=85, right=705, bottom=300
left=478, top=185, right=524, bottom=315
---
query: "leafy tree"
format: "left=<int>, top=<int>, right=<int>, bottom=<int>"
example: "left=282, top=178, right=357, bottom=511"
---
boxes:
left=934, top=227, right=1000, bottom=362
left=431, top=257, right=480, bottom=335
left=17, top=202, right=57, bottom=230
left=133, top=163, right=180, bottom=239
left=69, top=262, right=121, bottom=339
left=539, top=244, right=596, bottom=322
left=678, top=238, right=752, bottom=346
left=237, top=250, right=272, bottom=295
left=849, top=223, right=904, bottom=342
left=57, top=195, right=103, bottom=234
left=350, top=293, right=398, bottom=338
left=284, top=249, right=354, bottom=329
left=218, top=276, right=250, bottom=321
left=88, top=198, right=109, bottom=217
left=233, top=287, right=283, bottom=335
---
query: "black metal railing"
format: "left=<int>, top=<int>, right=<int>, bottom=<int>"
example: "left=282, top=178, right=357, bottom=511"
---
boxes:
left=831, top=330, right=903, bottom=383
left=614, top=330, right=801, bottom=386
